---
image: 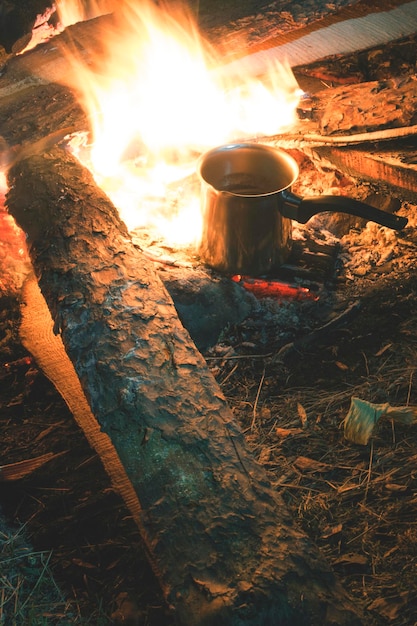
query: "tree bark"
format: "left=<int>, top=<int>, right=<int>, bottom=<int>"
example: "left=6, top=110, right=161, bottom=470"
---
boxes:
left=313, top=75, right=417, bottom=137
left=6, top=147, right=363, bottom=626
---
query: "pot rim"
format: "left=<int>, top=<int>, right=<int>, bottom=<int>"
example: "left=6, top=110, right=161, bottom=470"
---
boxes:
left=197, top=142, right=300, bottom=197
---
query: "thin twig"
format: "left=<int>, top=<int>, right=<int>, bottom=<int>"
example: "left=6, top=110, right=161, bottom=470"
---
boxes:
left=251, top=367, right=266, bottom=431
left=274, top=300, right=361, bottom=362
left=407, top=369, right=414, bottom=406
left=18, top=550, right=53, bottom=614
left=347, top=522, right=376, bottom=545
left=304, top=124, right=417, bottom=145
left=221, top=362, right=239, bottom=385
left=363, top=440, right=374, bottom=504
left=205, top=353, right=272, bottom=361
left=271, top=124, right=417, bottom=149
left=276, top=483, right=322, bottom=492
left=361, top=351, right=369, bottom=378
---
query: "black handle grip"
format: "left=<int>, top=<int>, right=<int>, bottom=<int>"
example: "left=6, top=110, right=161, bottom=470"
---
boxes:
left=281, top=191, right=408, bottom=231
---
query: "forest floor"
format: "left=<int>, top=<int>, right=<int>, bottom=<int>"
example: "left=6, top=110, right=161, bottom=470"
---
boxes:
left=2, top=0, right=417, bottom=624
left=2, top=187, right=417, bottom=625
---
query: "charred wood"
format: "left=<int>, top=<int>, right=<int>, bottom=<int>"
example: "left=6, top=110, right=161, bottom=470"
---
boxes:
left=7, top=147, right=363, bottom=626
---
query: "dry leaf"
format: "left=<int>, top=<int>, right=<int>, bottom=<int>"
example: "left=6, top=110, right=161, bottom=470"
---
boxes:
left=385, top=483, right=408, bottom=492
left=333, top=553, right=368, bottom=567
left=258, top=447, right=271, bottom=464
left=335, top=360, right=349, bottom=371
left=375, top=343, right=392, bottom=356
left=321, top=523, right=343, bottom=539
left=297, top=402, right=308, bottom=428
left=276, top=427, right=304, bottom=438
left=343, top=397, right=417, bottom=445
left=367, top=592, right=409, bottom=621
left=294, top=455, right=331, bottom=473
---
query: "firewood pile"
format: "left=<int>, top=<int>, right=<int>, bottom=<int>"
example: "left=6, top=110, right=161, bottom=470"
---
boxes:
left=1, top=1, right=417, bottom=625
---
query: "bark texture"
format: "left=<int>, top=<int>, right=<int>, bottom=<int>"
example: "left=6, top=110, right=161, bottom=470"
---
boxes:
left=7, top=147, right=363, bottom=626
left=313, top=75, right=417, bottom=136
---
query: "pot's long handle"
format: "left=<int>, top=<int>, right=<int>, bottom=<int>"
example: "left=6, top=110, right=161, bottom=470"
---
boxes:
left=280, top=190, right=408, bottom=230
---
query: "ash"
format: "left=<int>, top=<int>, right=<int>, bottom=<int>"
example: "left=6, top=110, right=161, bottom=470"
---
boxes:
left=339, top=221, right=411, bottom=279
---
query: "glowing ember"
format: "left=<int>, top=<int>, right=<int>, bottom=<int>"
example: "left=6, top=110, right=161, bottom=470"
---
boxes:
left=59, top=0, right=302, bottom=248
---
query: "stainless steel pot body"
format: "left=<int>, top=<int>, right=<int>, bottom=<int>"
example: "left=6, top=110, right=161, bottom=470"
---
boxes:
left=197, top=142, right=408, bottom=275
left=198, top=143, right=297, bottom=275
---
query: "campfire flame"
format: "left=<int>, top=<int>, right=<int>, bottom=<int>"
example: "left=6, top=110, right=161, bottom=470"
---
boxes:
left=62, top=1, right=302, bottom=247
left=56, top=0, right=114, bottom=27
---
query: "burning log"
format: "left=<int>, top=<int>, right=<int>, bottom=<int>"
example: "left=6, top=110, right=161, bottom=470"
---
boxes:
left=6, top=147, right=363, bottom=626
left=279, top=75, right=417, bottom=200
left=0, top=0, right=54, bottom=54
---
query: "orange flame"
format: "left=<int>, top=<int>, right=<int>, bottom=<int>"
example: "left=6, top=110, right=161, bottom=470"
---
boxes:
left=56, top=0, right=115, bottom=27
left=59, top=0, right=302, bottom=247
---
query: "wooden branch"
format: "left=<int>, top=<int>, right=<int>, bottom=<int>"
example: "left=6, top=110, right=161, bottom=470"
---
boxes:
left=311, top=145, right=417, bottom=201
left=0, top=452, right=65, bottom=482
left=279, top=124, right=417, bottom=148
left=6, top=147, right=363, bottom=626
left=0, top=14, right=112, bottom=100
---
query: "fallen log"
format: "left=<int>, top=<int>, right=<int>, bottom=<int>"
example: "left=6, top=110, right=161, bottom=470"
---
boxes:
left=2, top=7, right=417, bottom=157
left=311, top=75, right=417, bottom=137
left=218, top=0, right=417, bottom=78
left=6, top=147, right=363, bottom=626
left=294, top=32, right=417, bottom=85
left=273, top=74, right=417, bottom=150
left=311, top=144, right=417, bottom=203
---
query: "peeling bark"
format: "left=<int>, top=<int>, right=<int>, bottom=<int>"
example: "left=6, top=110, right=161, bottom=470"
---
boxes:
left=314, top=76, right=417, bottom=136
left=7, top=148, right=363, bottom=626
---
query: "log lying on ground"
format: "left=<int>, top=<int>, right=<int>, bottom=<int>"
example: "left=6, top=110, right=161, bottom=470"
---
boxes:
left=2, top=8, right=417, bottom=159
left=311, top=144, right=417, bottom=203
left=310, top=75, right=417, bottom=137
left=7, top=147, right=363, bottom=626
left=275, top=74, right=417, bottom=150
